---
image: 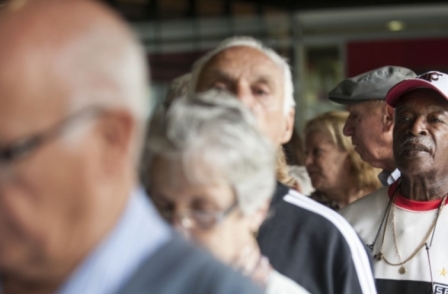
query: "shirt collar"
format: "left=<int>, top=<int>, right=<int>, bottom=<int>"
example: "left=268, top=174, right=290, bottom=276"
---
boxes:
left=57, top=187, right=171, bottom=294
left=378, top=168, right=401, bottom=186
left=388, top=180, right=448, bottom=211
left=388, top=169, right=401, bottom=184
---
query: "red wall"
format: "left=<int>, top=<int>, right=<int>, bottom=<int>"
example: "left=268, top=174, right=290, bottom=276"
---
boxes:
left=347, top=38, right=448, bottom=76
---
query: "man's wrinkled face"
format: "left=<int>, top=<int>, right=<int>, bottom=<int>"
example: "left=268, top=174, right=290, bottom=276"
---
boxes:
left=195, top=46, right=292, bottom=145
left=0, top=56, right=104, bottom=278
left=393, top=89, right=448, bottom=177
left=343, top=101, right=388, bottom=168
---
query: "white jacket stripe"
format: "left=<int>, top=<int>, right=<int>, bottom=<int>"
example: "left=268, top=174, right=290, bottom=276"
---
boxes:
left=284, top=191, right=377, bottom=294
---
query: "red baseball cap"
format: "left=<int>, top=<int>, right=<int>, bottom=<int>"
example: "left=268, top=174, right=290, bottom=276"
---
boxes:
left=386, top=71, right=448, bottom=108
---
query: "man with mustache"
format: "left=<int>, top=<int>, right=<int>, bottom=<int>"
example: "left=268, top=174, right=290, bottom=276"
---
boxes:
left=341, top=71, right=448, bottom=293
left=329, top=66, right=415, bottom=186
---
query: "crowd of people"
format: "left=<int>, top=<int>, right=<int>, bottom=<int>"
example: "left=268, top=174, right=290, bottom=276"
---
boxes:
left=0, top=1, right=447, bottom=294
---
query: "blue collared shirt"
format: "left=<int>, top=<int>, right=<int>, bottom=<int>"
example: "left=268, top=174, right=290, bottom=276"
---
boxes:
left=0, top=187, right=171, bottom=294
left=59, top=187, right=171, bottom=294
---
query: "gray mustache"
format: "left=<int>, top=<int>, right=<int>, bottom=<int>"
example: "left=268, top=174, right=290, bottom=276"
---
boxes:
left=400, top=137, right=432, bottom=151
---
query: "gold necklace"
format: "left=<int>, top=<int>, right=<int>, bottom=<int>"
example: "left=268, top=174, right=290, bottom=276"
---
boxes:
left=376, top=189, right=447, bottom=275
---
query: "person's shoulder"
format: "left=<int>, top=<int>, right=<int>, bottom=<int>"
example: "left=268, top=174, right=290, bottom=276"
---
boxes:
left=339, top=186, right=390, bottom=249
left=118, top=234, right=262, bottom=294
left=340, top=186, right=389, bottom=224
left=343, top=185, right=389, bottom=211
left=283, top=189, right=357, bottom=235
left=265, top=187, right=365, bottom=242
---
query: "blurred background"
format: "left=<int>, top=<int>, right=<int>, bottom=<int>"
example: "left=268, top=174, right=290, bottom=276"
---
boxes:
left=99, top=0, right=448, bottom=130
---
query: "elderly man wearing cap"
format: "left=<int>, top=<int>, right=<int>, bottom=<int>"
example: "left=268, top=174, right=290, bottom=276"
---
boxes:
left=341, top=71, right=448, bottom=293
left=329, top=66, right=416, bottom=186
left=190, top=36, right=376, bottom=294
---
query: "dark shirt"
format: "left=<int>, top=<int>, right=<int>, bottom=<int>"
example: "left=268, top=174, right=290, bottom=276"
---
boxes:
left=257, top=182, right=376, bottom=294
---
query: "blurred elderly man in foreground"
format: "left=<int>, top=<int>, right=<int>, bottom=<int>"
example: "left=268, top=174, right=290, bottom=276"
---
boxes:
left=329, top=66, right=416, bottom=186
left=0, top=1, right=261, bottom=293
left=342, top=71, right=448, bottom=293
left=190, top=37, right=376, bottom=294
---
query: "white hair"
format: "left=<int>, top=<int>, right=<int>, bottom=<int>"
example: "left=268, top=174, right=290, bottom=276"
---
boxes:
left=67, top=28, right=149, bottom=122
left=189, top=36, right=295, bottom=114
left=59, top=22, right=150, bottom=161
left=165, top=73, right=191, bottom=107
left=145, top=90, right=276, bottom=215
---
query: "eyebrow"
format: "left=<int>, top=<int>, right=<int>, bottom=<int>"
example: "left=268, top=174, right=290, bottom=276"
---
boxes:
left=211, top=72, right=275, bottom=86
left=203, top=70, right=232, bottom=82
left=254, top=75, right=276, bottom=87
left=396, top=106, right=448, bottom=115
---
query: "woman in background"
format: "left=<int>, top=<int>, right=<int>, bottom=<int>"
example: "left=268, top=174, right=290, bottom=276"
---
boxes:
left=304, top=111, right=381, bottom=210
left=144, top=90, right=309, bottom=294
left=283, top=129, right=314, bottom=196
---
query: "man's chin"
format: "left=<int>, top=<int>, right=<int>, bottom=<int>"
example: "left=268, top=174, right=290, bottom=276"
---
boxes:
left=0, top=244, right=35, bottom=277
left=355, top=147, right=376, bottom=167
left=354, top=145, right=365, bottom=158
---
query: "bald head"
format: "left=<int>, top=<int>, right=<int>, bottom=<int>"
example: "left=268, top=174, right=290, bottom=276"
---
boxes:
left=0, top=0, right=149, bottom=124
left=0, top=1, right=150, bottom=291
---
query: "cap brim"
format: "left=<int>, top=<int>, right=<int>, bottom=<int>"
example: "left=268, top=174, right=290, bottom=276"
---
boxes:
left=329, top=96, right=384, bottom=105
left=328, top=97, right=361, bottom=105
left=386, top=79, right=448, bottom=107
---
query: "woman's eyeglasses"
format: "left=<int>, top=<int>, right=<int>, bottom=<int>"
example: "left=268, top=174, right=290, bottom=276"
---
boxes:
left=156, top=201, right=239, bottom=230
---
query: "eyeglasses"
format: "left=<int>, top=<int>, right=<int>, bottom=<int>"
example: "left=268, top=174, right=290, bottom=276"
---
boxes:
left=0, top=106, right=105, bottom=167
left=157, top=201, right=239, bottom=230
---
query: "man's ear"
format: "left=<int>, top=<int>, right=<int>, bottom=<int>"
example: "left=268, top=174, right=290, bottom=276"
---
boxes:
left=97, top=110, right=134, bottom=176
left=280, top=108, right=295, bottom=144
left=382, top=103, right=395, bottom=132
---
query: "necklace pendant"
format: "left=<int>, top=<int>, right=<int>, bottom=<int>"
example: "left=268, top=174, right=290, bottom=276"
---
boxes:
left=399, top=266, right=406, bottom=274
left=375, top=252, right=383, bottom=261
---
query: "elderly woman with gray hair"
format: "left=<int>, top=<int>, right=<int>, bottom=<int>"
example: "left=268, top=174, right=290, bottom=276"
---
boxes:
left=144, top=90, right=309, bottom=294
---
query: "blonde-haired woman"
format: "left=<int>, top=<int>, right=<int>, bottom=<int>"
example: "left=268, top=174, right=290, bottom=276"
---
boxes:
left=304, top=111, right=381, bottom=210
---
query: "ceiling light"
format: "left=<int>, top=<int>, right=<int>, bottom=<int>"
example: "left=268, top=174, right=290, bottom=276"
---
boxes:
left=388, top=21, right=405, bottom=31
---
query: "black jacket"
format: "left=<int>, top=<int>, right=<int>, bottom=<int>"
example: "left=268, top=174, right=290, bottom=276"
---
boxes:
left=257, top=183, right=376, bottom=294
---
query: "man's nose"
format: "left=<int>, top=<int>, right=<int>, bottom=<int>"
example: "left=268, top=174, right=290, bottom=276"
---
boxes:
left=304, top=153, right=313, bottom=167
left=343, top=119, right=354, bottom=136
left=235, top=85, right=255, bottom=108
left=408, top=117, right=428, bottom=136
